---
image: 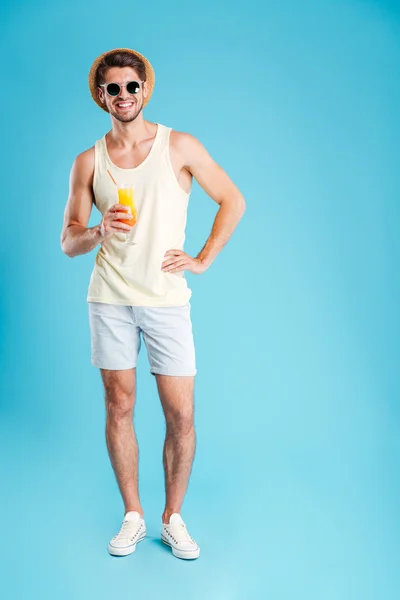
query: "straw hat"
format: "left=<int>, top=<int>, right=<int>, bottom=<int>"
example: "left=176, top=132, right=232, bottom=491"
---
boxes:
left=88, top=48, right=155, bottom=113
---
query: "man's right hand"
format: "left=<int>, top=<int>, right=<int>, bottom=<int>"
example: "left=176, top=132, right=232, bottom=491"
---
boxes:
left=99, top=204, right=135, bottom=239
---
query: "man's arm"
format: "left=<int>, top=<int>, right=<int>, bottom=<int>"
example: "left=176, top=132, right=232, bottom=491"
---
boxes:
left=60, top=148, right=133, bottom=258
left=162, top=131, right=246, bottom=274
left=60, top=148, right=102, bottom=258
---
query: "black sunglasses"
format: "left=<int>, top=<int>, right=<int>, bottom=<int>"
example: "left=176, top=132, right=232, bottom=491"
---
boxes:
left=100, top=80, right=144, bottom=97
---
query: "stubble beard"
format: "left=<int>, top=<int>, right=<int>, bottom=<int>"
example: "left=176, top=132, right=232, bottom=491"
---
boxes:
left=109, top=98, right=143, bottom=123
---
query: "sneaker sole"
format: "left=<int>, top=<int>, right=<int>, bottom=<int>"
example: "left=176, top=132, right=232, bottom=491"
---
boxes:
left=161, top=536, right=200, bottom=560
left=108, top=532, right=146, bottom=556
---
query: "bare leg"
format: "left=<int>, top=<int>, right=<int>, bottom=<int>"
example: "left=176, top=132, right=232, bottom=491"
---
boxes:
left=155, top=375, right=196, bottom=524
left=101, top=368, right=144, bottom=517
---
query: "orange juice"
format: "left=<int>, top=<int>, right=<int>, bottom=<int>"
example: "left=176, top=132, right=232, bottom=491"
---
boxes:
left=117, top=187, right=137, bottom=226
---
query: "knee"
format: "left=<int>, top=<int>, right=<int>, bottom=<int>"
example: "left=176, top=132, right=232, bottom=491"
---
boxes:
left=166, top=406, right=194, bottom=436
left=106, top=392, right=134, bottom=425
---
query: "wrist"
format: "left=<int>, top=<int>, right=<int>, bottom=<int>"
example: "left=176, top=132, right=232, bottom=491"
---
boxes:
left=196, top=255, right=212, bottom=268
left=95, top=224, right=105, bottom=243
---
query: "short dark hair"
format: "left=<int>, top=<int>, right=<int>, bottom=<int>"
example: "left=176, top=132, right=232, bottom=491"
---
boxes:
left=95, top=51, right=147, bottom=87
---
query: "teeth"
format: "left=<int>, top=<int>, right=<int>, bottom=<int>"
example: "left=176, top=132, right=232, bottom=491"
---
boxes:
left=117, top=103, right=133, bottom=107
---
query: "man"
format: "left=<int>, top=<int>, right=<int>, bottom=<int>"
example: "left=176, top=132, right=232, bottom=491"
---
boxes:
left=60, top=47, right=245, bottom=560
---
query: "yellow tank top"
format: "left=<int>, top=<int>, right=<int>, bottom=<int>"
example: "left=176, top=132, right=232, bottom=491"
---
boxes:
left=87, top=123, right=192, bottom=306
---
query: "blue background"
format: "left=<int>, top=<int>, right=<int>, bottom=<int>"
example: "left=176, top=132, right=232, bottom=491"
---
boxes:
left=0, top=0, right=399, bottom=598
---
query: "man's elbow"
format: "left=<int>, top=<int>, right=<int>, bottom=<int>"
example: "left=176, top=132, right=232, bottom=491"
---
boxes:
left=61, top=244, right=74, bottom=258
left=60, top=232, right=75, bottom=258
left=222, top=194, right=246, bottom=216
left=235, top=195, right=246, bottom=217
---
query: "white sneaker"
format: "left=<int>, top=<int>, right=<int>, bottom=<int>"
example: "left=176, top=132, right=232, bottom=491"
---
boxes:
left=161, top=513, right=200, bottom=559
left=108, top=511, right=146, bottom=556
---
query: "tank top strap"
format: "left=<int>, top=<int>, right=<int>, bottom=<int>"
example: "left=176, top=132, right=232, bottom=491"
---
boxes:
left=93, top=138, right=105, bottom=196
left=94, top=138, right=104, bottom=165
left=154, top=123, right=172, bottom=153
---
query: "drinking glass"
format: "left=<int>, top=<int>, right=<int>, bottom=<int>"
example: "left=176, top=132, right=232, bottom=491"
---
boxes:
left=117, top=184, right=137, bottom=244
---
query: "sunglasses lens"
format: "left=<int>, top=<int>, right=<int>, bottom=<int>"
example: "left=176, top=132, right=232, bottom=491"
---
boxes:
left=106, top=83, right=120, bottom=96
left=127, top=81, right=141, bottom=94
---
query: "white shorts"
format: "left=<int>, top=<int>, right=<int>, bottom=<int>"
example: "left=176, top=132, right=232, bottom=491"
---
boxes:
left=88, top=301, right=197, bottom=376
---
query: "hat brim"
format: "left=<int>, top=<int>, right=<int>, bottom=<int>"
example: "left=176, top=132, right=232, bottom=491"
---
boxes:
left=88, top=48, right=155, bottom=113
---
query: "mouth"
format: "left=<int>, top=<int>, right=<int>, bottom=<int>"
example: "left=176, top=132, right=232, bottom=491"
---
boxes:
left=115, top=101, right=135, bottom=111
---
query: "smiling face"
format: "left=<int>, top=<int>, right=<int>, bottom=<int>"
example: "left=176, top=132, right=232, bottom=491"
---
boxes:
left=97, top=66, right=148, bottom=123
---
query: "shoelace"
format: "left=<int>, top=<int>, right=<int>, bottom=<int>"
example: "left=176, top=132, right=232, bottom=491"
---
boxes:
left=164, top=523, right=196, bottom=545
left=114, top=519, right=142, bottom=540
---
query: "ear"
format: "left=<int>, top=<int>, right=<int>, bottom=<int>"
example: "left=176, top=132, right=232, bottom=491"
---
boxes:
left=143, top=81, right=148, bottom=99
left=97, top=86, right=106, bottom=104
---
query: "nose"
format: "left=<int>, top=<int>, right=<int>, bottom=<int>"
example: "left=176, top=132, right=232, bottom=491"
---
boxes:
left=116, top=91, right=130, bottom=102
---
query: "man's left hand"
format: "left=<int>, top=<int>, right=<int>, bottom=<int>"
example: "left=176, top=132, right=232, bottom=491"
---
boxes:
left=162, top=250, right=209, bottom=275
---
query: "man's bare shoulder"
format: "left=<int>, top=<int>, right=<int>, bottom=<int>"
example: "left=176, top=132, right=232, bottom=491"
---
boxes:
left=71, top=146, right=95, bottom=183
left=170, top=129, right=208, bottom=169
left=170, top=129, right=199, bottom=151
left=74, top=146, right=95, bottom=169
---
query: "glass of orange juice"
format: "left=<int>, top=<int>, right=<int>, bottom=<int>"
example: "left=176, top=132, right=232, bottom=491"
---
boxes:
left=117, top=184, right=137, bottom=243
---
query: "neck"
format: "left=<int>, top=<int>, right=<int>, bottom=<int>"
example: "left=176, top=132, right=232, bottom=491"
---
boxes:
left=108, top=114, right=151, bottom=145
